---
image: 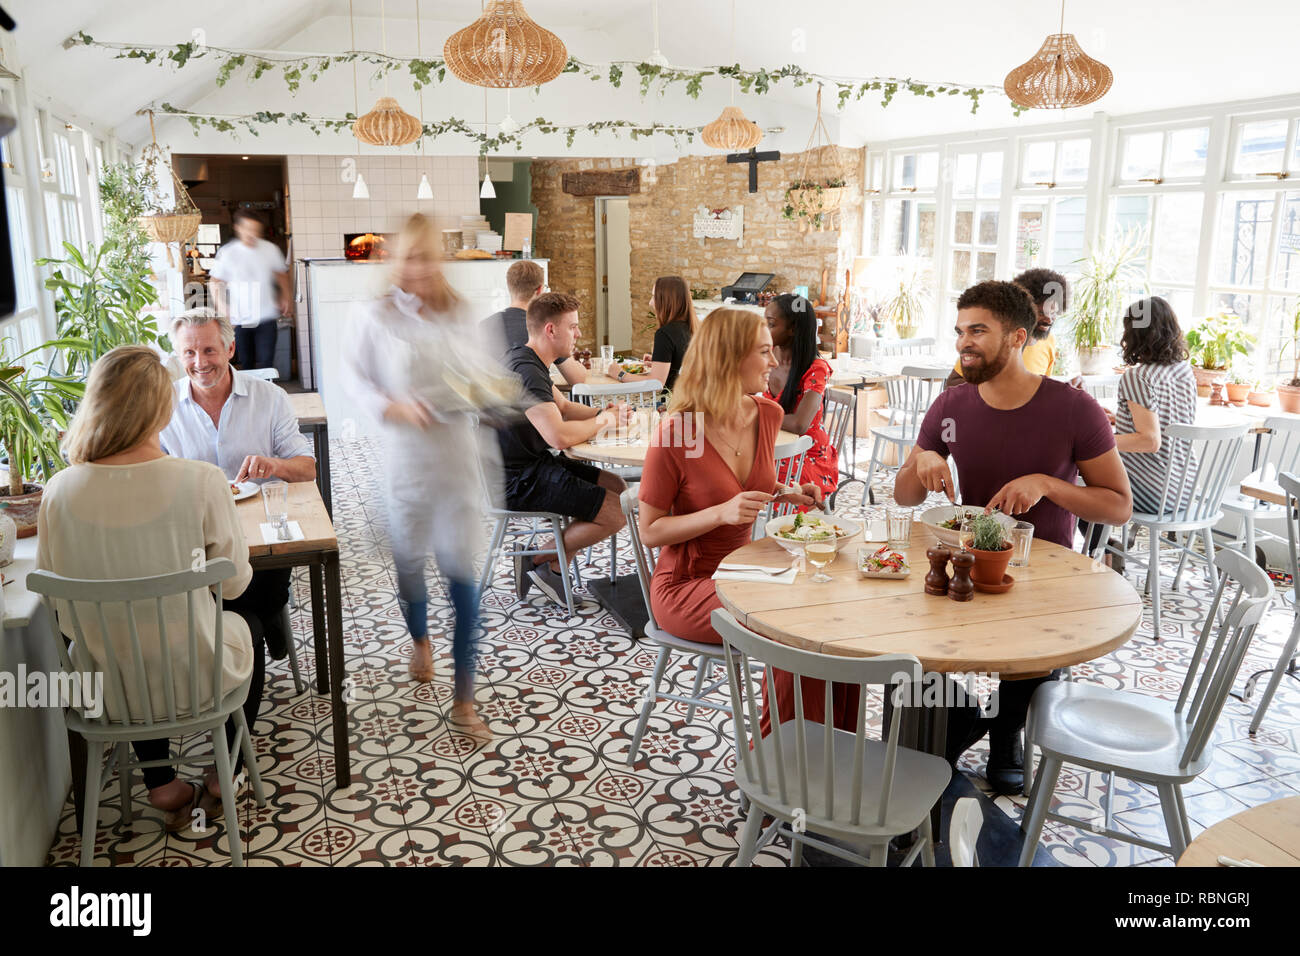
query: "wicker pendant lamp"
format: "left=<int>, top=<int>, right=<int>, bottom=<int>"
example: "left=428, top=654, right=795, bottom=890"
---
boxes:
left=353, top=0, right=422, bottom=146
left=1004, top=0, right=1113, bottom=110
left=701, top=0, right=761, bottom=151
left=444, top=0, right=568, bottom=89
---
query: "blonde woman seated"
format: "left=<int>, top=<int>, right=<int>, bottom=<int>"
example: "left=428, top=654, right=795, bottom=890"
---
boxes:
left=36, top=346, right=263, bottom=829
left=637, top=309, right=839, bottom=733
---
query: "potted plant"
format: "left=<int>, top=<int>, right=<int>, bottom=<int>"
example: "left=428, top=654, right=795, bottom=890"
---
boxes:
left=1249, top=378, right=1276, bottom=408
left=0, top=341, right=86, bottom=536
left=880, top=260, right=933, bottom=340
left=1186, top=312, right=1254, bottom=397
left=1278, top=299, right=1300, bottom=413
left=38, top=239, right=166, bottom=380
left=968, top=513, right=1013, bottom=588
left=1068, top=228, right=1148, bottom=375
left=1225, top=369, right=1252, bottom=405
left=782, top=176, right=847, bottom=230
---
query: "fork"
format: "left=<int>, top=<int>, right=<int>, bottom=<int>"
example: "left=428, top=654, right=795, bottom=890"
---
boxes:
left=717, top=562, right=797, bottom=575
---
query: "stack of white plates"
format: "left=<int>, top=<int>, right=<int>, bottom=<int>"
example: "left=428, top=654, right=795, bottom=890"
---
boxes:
left=476, top=231, right=503, bottom=252
left=460, top=216, right=489, bottom=249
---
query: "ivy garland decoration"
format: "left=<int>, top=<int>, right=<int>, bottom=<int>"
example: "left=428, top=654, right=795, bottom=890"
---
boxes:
left=156, top=102, right=702, bottom=152
left=72, top=33, right=1017, bottom=116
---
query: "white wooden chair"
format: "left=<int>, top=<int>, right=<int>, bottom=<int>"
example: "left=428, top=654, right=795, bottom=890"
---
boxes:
left=28, top=558, right=268, bottom=867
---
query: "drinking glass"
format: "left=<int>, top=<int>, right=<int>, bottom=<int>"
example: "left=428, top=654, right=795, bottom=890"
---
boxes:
left=261, top=480, right=290, bottom=541
left=1010, top=520, right=1034, bottom=567
left=600, top=345, right=615, bottom=367
left=805, top=541, right=837, bottom=583
left=887, top=506, right=913, bottom=550
left=957, top=516, right=976, bottom=553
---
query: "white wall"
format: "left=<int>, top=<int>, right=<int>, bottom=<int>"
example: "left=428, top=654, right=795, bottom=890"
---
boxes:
left=286, top=153, right=480, bottom=261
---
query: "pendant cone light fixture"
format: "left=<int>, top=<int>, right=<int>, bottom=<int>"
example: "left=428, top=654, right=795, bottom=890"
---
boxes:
left=414, top=0, right=433, bottom=200
left=353, top=0, right=422, bottom=145
left=444, top=0, right=568, bottom=89
left=348, top=0, right=368, bottom=199
left=701, top=1, right=761, bottom=151
left=1003, top=0, right=1113, bottom=110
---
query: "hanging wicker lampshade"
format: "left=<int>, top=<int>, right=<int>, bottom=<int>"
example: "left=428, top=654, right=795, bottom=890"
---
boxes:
left=701, top=106, right=762, bottom=151
left=1004, top=1, right=1112, bottom=110
left=1004, top=33, right=1112, bottom=109
left=443, top=0, right=568, bottom=89
left=353, top=96, right=423, bottom=147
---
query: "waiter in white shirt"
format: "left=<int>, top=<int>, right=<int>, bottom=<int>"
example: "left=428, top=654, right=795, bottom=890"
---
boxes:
left=209, top=208, right=291, bottom=371
left=161, top=308, right=316, bottom=660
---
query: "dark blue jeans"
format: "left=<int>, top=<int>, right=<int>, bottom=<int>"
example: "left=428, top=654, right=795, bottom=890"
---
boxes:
left=399, top=571, right=480, bottom=701
left=235, top=317, right=278, bottom=370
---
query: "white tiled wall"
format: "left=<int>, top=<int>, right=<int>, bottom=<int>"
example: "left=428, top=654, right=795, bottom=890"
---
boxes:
left=285, top=154, right=481, bottom=260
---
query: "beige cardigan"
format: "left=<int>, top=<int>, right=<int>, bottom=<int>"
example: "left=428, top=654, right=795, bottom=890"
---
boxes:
left=36, top=456, right=254, bottom=723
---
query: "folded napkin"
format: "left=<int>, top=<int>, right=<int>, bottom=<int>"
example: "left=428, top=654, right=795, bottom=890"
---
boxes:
left=712, top=563, right=799, bottom=584
left=260, top=521, right=306, bottom=544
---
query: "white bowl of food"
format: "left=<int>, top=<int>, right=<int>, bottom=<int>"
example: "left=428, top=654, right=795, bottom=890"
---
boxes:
left=918, top=505, right=1013, bottom=548
left=765, top=512, right=862, bottom=556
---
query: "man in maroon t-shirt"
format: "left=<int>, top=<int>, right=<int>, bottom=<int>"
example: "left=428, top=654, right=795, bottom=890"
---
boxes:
left=894, top=280, right=1133, bottom=794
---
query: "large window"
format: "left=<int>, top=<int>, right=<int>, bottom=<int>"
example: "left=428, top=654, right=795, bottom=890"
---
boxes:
left=860, top=96, right=1300, bottom=357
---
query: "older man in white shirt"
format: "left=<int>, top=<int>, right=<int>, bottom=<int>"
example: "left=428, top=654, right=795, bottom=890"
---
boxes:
left=161, top=308, right=316, bottom=658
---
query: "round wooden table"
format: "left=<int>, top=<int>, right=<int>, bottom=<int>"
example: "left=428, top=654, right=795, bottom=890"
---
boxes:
left=569, top=429, right=802, bottom=468
left=1177, top=795, right=1300, bottom=867
left=715, top=531, right=1142, bottom=677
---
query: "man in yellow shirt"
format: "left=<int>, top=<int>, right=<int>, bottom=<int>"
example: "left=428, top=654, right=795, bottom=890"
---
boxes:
left=946, top=268, right=1067, bottom=388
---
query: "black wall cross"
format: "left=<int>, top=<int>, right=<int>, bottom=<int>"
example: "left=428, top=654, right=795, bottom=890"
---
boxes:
left=727, top=147, right=781, bottom=193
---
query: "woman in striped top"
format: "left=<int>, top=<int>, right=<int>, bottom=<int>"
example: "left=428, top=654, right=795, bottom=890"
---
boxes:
left=1113, top=296, right=1198, bottom=514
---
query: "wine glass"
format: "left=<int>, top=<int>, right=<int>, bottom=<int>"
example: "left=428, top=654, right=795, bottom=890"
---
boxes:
left=805, top=541, right=837, bottom=584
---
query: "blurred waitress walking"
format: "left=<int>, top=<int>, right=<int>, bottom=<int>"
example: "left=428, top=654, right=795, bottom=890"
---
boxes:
left=343, top=213, right=493, bottom=743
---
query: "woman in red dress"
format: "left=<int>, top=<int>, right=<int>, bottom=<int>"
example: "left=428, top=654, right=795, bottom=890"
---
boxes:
left=638, top=309, right=850, bottom=734
left=764, top=293, right=839, bottom=500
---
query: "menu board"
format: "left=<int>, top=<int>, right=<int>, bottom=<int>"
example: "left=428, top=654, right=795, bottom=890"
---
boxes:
left=503, top=212, right=533, bottom=252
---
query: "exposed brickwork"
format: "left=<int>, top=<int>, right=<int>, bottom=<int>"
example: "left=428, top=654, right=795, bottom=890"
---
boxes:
left=531, top=148, right=864, bottom=353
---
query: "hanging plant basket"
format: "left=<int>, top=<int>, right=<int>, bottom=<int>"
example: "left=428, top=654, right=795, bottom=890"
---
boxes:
left=139, top=211, right=201, bottom=246
left=781, top=87, right=849, bottom=232
left=136, top=111, right=202, bottom=265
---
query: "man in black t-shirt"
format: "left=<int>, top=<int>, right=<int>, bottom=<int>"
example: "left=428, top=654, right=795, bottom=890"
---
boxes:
left=498, top=292, right=631, bottom=606
left=482, top=259, right=588, bottom=385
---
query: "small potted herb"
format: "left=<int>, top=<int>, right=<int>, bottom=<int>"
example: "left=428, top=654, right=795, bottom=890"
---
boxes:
left=968, top=513, right=1013, bottom=588
left=1225, top=369, right=1252, bottom=405
left=1249, top=378, right=1275, bottom=408
left=1278, top=299, right=1300, bottom=413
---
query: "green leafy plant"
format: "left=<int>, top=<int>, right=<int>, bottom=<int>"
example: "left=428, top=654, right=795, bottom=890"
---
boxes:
left=689, top=287, right=712, bottom=301
left=880, top=260, right=933, bottom=339
left=1278, top=299, right=1300, bottom=387
left=98, top=161, right=157, bottom=278
left=1068, top=228, right=1149, bottom=351
left=970, top=514, right=1009, bottom=552
left=1185, top=312, right=1254, bottom=371
left=37, top=240, right=168, bottom=379
left=0, top=340, right=87, bottom=496
left=73, top=33, right=1012, bottom=116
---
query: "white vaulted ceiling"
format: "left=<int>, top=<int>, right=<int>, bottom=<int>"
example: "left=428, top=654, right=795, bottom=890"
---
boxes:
left=6, top=0, right=1300, bottom=155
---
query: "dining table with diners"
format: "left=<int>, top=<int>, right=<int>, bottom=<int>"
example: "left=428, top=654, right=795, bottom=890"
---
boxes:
left=713, top=502, right=1143, bottom=863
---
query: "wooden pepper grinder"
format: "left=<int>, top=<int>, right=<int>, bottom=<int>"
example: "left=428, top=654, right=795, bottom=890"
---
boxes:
left=948, top=551, right=975, bottom=602
left=925, top=546, right=952, bottom=596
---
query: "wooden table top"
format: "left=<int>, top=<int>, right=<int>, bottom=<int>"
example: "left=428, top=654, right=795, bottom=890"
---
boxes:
left=569, top=429, right=802, bottom=468
left=1240, top=478, right=1286, bottom=506
left=287, top=391, right=327, bottom=425
left=1178, top=795, right=1300, bottom=867
left=715, top=532, right=1142, bottom=676
left=237, top=480, right=337, bottom=558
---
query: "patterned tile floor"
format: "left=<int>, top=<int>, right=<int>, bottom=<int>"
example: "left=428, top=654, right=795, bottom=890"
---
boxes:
left=46, top=438, right=1300, bottom=867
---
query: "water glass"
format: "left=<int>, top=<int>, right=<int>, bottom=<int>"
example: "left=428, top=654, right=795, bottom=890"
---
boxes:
left=600, top=345, right=615, bottom=367
left=1010, top=520, right=1034, bottom=567
left=887, top=506, right=913, bottom=550
left=261, top=480, right=290, bottom=541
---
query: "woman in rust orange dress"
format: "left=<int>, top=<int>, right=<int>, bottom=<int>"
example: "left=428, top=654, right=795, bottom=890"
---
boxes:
left=637, top=309, right=850, bottom=734
left=764, top=293, right=839, bottom=501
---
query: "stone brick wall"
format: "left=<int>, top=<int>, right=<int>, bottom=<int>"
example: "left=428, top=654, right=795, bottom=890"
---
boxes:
left=531, top=147, right=865, bottom=355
